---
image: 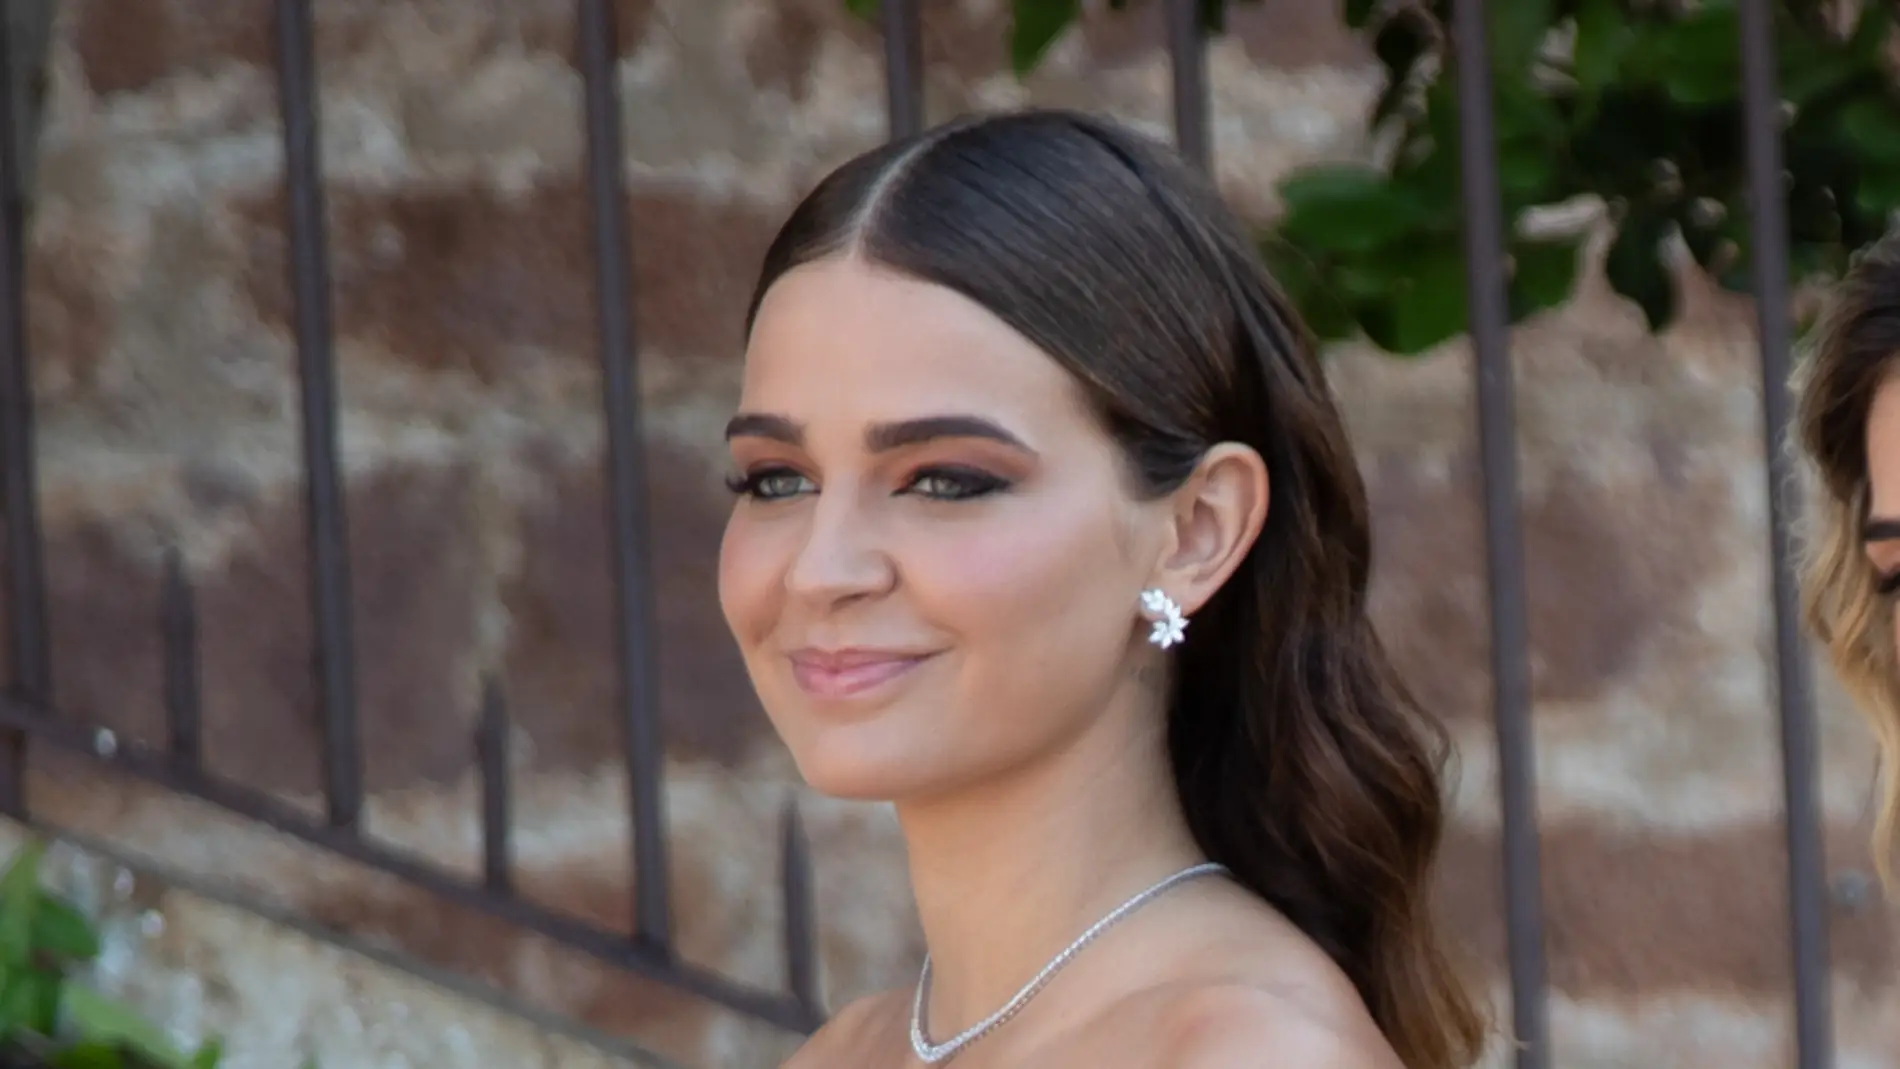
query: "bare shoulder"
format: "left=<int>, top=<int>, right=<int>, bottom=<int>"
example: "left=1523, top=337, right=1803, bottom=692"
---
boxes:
left=779, top=989, right=910, bottom=1069
left=1155, top=981, right=1404, bottom=1069
left=1125, top=879, right=1406, bottom=1068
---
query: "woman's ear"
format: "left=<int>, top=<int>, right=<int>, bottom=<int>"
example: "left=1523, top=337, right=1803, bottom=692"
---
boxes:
left=1149, top=442, right=1269, bottom=615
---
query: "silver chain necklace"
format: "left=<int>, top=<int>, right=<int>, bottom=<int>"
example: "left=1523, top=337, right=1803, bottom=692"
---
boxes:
left=908, top=861, right=1229, bottom=1064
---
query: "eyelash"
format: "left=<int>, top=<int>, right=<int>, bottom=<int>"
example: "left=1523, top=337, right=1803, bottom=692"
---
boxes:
left=724, top=465, right=1011, bottom=503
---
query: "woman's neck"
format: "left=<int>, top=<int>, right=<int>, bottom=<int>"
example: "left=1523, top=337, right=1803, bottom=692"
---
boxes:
left=894, top=694, right=1206, bottom=1037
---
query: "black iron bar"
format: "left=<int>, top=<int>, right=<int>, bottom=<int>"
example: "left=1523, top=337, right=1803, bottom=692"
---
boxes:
left=0, top=2, right=47, bottom=820
left=1448, top=2, right=1549, bottom=1066
left=1736, top=1, right=1833, bottom=1064
left=781, top=798, right=824, bottom=1028
left=273, top=0, right=362, bottom=831
left=0, top=696, right=813, bottom=1033
left=576, top=0, right=673, bottom=952
left=477, top=676, right=512, bottom=894
left=1165, top=0, right=1209, bottom=171
left=161, top=549, right=201, bottom=766
left=882, top=0, right=924, bottom=140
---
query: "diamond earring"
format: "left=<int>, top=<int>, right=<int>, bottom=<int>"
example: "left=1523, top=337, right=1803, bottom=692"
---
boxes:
left=1139, top=588, right=1188, bottom=649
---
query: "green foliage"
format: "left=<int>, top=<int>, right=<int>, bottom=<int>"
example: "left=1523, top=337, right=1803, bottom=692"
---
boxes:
left=1277, top=0, right=1900, bottom=354
left=844, top=0, right=1900, bottom=356
left=0, top=840, right=226, bottom=1069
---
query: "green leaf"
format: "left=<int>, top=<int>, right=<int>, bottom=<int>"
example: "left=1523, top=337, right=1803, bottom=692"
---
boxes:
left=0, top=841, right=46, bottom=970
left=1509, top=236, right=1582, bottom=320
left=1572, top=0, right=1632, bottom=104
left=1839, top=97, right=1900, bottom=164
left=1605, top=206, right=1676, bottom=330
left=1331, top=259, right=1396, bottom=304
left=189, top=1038, right=223, bottom=1069
left=62, top=986, right=195, bottom=1069
left=1275, top=164, right=1427, bottom=253
left=1849, top=3, right=1893, bottom=63
left=1497, top=141, right=1558, bottom=204
left=32, top=891, right=101, bottom=962
left=49, top=1042, right=126, bottom=1069
left=0, top=969, right=35, bottom=1038
left=1653, top=6, right=1741, bottom=107
left=1362, top=245, right=1468, bottom=356
left=1391, top=131, right=1461, bottom=206
left=1009, top=0, right=1079, bottom=76
left=1855, top=164, right=1900, bottom=218
left=2, top=965, right=64, bottom=1036
left=843, top=0, right=879, bottom=22
left=1488, top=0, right=1553, bottom=73
left=1492, top=80, right=1563, bottom=145
left=1344, top=0, right=1378, bottom=29
left=1259, top=240, right=1355, bottom=343
left=1778, top=30, right=1859, bottom=106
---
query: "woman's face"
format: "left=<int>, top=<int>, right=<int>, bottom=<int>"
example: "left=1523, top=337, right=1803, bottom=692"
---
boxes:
left=719, top=256, right=1171, bottom=801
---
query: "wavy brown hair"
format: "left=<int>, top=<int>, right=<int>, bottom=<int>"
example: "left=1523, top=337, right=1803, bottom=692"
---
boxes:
left=1794, top=233, right=1900, bottom=890
left=747, top=109, right=1485, bottom=1069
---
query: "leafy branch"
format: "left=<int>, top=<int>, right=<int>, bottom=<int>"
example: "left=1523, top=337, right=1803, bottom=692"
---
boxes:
left=848, top=0, right=1900, bottom=355
left=0, top=839, right=223, bottom=1069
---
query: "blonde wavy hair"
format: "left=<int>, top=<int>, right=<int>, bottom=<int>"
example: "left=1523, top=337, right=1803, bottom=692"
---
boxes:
left=1794, top=235, right=1900, bottom=891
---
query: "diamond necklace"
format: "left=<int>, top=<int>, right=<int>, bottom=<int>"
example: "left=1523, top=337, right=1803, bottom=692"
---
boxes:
left=907, top=861, right=1229, bottom=1064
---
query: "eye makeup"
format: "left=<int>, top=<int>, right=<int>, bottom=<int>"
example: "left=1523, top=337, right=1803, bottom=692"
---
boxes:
left=723, top=463, right=1014, bottom=503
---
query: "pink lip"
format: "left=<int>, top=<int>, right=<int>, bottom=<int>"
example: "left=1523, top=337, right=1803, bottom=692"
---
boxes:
left=787, top=648, right=936, bottom=700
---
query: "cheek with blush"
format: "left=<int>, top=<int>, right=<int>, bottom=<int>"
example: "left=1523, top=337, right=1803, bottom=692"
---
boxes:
left=717, top=516, right=786, bottom=658
left=903, top=502, right=1143, bottom=674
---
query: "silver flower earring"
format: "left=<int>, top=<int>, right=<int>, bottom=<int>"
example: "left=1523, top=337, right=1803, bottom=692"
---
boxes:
left=1140, top=588, right=1188, bottom=649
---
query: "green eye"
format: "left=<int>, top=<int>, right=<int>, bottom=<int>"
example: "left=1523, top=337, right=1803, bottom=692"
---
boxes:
left=902, top=467, right=1011, bottom=501
left=725, top=468, right=815, bottom=500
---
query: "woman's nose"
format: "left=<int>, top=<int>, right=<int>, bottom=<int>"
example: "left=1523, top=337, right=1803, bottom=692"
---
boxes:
left=783, top=490, right=895, bottom=608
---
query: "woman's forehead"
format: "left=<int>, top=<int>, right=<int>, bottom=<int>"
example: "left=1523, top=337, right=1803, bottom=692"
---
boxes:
left=742, top=259, right=1095, bottom=433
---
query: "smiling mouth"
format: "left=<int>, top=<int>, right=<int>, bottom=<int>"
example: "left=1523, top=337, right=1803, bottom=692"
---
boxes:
left=787, top=651, right=936, bottom=700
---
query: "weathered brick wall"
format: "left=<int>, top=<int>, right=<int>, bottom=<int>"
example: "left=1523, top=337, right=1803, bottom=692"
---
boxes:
left=14, top=1, right=1899, bottom=1067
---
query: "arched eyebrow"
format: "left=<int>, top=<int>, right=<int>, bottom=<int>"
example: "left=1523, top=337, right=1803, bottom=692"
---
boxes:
left=723, top=412, right=1037, bottom=456
left=1862, top=517, right=1900, bottom=543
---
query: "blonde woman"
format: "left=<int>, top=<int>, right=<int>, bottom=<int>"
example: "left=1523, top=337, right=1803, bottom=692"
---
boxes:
left=1796, top=234, right=1900, bottom=889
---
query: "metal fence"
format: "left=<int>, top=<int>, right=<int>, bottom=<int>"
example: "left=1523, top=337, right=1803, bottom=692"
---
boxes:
left=0, top=1, right=1833, bottom=1068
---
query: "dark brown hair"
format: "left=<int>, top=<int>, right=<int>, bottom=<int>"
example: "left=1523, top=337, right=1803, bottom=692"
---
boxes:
left=747, top=109, right=1485, bottom=1068
left=1794, top=233, right=1900, bottom=889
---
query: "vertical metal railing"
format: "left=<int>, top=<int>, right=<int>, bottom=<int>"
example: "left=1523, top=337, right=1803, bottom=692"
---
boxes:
left=882, top=0, right=924, bottom=139
left=1446, top=3, right=1552, bottom=1067
left=1736, top=1, right=1833, bottom=1066
left=274, top=0, right=363, bottom=832
left=577, top=0, right=675, bottom=957
left=477, top=676, right=514, bottom=894
left=1166, top=0, right=1209, bottom=171
left=0, top=5, right=46, bottom=822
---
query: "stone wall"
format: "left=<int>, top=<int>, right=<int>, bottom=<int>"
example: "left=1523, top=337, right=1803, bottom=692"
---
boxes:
left=10, top=1, right=1899, bottom=1067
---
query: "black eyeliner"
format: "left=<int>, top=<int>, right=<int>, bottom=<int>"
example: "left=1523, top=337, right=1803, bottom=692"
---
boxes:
left=900, top=464, right=1013, bottom=501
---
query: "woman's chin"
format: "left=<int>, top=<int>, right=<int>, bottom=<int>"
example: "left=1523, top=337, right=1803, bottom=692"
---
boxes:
left=788, top=741, right=951, bottom=803
left=792, top=757, right=915, bottom=802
